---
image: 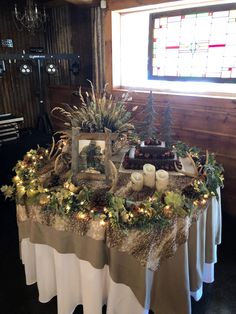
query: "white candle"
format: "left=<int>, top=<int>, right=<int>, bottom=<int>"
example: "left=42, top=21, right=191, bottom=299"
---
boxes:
left=156, top=170, right=169, bottom=191
left=131, top=172, right=143, bottom=191
left=129, top=146, right=136, bottom=159
left=143, top=164, right=156, bottom=188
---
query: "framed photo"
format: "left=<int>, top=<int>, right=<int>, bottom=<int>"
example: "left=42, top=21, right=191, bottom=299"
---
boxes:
left=71, top=128, right=113, bottom=183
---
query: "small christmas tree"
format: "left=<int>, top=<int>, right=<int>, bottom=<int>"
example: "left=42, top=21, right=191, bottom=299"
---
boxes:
left=136, top=91, right=159, bottom=140
left=159, top=103, right=175, bottom=147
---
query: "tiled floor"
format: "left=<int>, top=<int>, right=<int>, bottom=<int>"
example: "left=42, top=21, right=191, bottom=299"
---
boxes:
left=0, top=129, right=236, bottom=314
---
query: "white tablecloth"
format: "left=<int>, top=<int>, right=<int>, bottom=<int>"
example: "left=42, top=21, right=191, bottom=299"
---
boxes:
left=20, top=190, right=221, bottom=314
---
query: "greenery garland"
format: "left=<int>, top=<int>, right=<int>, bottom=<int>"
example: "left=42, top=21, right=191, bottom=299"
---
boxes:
left=1, top=142, right=224, bottom=231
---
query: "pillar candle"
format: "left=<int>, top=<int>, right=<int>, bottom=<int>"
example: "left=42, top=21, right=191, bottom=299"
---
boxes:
left=156, top=169, right=169, bottom=191
left=143, top=164, right=156, bottom=188
left=129, top=146, right=136, bottom=159
left=131, top=172, right=143, bottom=191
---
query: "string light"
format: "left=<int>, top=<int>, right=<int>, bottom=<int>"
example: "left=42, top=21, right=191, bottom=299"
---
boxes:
left=77, top=212, right=86, bottom=219
left=64, top=182, right=70, bottom=189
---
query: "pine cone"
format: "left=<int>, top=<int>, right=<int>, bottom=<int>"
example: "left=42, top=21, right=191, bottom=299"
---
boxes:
left=90, top=188, right=109, bottom=208
left=182, top=185, right=200, bottom=199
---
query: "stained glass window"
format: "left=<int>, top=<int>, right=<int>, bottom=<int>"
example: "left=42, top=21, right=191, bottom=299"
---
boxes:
left=148, top=4, right=236, bottom=82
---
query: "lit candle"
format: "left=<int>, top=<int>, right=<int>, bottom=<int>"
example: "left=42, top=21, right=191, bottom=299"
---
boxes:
left=143, top=164, right=156, bottom=188
left=156, top=169, right=169, bottom=191
left=131, top=172, right=143, bottom=191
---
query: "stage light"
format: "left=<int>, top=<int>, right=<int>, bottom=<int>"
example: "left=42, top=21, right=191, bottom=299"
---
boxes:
left=20, top=64, right=32, bottom=75
left=71, top=61, right=80, bottom=75
left=46, top=63, right=58, bottom=75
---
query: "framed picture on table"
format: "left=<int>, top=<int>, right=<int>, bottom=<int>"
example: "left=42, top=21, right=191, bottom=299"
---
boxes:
left=71, top=127, right=114, bottom=184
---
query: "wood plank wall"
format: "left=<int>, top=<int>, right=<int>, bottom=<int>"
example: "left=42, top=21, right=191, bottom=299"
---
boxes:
left=0, top=0, right=92, bottom=128
left=0, top=0, right=45, bottom=128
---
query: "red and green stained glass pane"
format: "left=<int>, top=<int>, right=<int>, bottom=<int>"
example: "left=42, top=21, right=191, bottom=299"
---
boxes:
left=149, top=7, right=236, bottom=81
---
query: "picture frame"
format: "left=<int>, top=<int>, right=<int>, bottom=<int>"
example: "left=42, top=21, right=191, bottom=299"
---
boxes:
left=71, top=127, right=114, bottom=183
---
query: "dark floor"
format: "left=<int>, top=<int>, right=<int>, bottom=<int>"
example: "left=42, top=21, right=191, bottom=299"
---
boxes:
left=0, top=129, right=236, bottom=314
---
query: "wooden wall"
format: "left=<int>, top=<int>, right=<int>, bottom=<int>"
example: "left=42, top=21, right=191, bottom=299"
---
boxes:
left=0, top=0, right=45, bottom=128
left=0, top=0, right=92, bottom=129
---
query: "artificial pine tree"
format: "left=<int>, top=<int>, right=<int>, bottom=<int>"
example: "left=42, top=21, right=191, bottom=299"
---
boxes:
left=159, top=103, right=175, bottom=147
left=136, top=91, right=159, bottom=141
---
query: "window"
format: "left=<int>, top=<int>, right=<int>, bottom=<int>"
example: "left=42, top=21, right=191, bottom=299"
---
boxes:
left=148, top=5, right=236, bottom=82
left=110, top=0, right=236, bottom=96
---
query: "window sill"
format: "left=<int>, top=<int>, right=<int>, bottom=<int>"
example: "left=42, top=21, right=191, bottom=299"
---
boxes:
left=112, top=86, right=236, bottom=100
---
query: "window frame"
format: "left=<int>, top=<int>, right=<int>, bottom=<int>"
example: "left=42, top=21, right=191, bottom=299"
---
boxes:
left=104, top=0, right=236, bottom=98
left=148, top=3, right=236, bottom=83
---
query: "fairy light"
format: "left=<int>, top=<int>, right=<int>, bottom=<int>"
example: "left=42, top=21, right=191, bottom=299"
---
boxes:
left=77, top=212, right=86, bottom=219
left=193, top=200, right=198, bottom=206
left=64, top=182, right=70, bottom=189
left=204, top=194, right=209, bottom=199
left=103, top=207, right=108, bottom=213
left=90, top=209, right=94, bottom=214
left=14, top=175, right=20, bottom=182
left=39, top=156, right=43, bottom=160
left=80, top=201, right=85, bottom=205
left=201, top=199, right=207, bottom=205
left=100, top=220, right=106, bottom=226
left=139, top=208, right=144, bottom=213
